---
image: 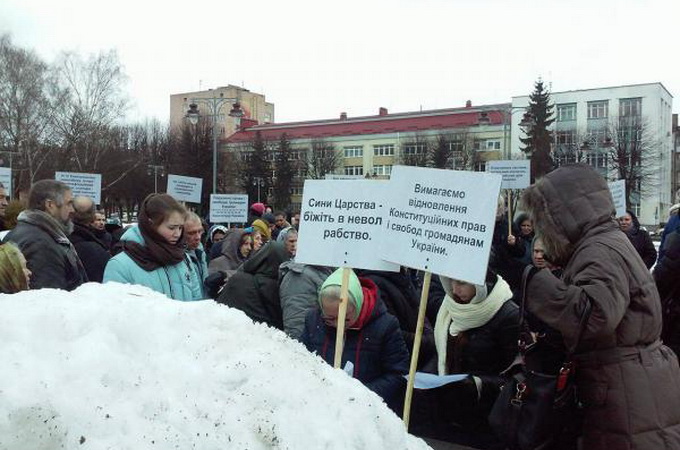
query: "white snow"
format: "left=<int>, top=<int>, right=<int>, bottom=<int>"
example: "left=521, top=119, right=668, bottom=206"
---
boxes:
left=0, top=283, right=430, bottom=450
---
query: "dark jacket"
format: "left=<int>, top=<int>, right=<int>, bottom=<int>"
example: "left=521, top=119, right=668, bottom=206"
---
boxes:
left=301, top=283, right=410, bottom=413
left=490, top=217, right=526, bottom=295
left=623, top=210, right=657, bottom=269
left=359, top=269, right=437, bottom=371
left=659, top=206, right=680, bottom=261
left=216, top=242, right=289, bottom=329
left=69, top=222, right=111, bottom=283
left=654, top=217, right=680, bottom=358
left=522, top=164, right=680, bottom=450
left=4, top=210, right=88, bottom=290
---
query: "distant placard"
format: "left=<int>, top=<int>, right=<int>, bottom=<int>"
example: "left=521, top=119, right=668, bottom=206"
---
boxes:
left=167, top=175, right=203, bottom=204
left=55, top=171, right=102, bottom=204
left=296, top=180, right=399, bottom=271
left=486, top=160, right=531, bottom=190
left=0, top=167, right=11, bottom=199
left=381, top=166, right=502, bottom=285
left=324, top=174, right=364, bottom=180
left=608, top=179, right=627, bottom=218
left=210, top=194, right=248, bottom=223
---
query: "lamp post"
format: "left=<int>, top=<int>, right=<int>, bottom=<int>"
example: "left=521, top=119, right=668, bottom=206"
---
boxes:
left=501, top=107, right=534, bottom=160
left=185, top=94, right=245, bottom=195
left=253, top=176, right=266, bottom=203
left=147, top=164, right=165, bottom=193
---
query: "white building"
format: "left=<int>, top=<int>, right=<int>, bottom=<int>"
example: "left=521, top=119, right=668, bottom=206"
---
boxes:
left=511, top=82, right=674, bottom=226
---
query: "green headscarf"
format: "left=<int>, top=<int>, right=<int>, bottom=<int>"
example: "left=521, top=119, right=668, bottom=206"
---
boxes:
left=318, top=267, right=363, bottom=312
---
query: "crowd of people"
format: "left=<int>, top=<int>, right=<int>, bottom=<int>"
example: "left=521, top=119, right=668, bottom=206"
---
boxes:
left=1, top=164, right=680, bottom=449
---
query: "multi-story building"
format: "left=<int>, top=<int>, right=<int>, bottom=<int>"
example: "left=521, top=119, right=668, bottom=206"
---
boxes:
left=224, top=103, right=512, bottom=211
left=511, top=82, right=674, bottom=226
left=169, top=85, right=274, bottom=139
left=673, top=113, right=680, bottom=208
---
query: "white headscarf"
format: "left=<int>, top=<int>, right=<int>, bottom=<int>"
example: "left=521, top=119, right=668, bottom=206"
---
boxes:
left=434, top=274, right=513, bottom=375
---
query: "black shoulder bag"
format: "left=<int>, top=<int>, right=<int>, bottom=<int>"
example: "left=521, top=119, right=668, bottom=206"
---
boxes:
left=488, top=265, right=591, bottom=450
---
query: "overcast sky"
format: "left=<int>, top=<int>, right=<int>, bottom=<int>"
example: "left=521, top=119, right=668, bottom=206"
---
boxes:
left=1, top=0, right=678, bottom=124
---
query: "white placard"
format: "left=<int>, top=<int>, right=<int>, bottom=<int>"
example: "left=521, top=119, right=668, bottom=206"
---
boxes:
left=55, top=171, right=102, bottom=204
left=0, top=167, right=11, bottom=199
left=381, top=165, right=502, bottom=285
left=296, top=180, right=399, bottom=272
left=210, top=194, right=248, bottom=223
left=167, top=174, right=203, bottom=204
left=486, top=160, right=531, bottom=190
left=608, top=179, right=627, bottom=218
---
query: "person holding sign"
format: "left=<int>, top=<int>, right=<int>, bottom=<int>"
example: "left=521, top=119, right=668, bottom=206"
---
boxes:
left=521, top=164, right=680, bottom=450
left=103, top=194, right=202, bottom=301
left=301, top=268, right=410, bottom=415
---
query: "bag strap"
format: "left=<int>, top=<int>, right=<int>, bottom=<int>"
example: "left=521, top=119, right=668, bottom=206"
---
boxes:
left=519, top=265, right=592, bottom=357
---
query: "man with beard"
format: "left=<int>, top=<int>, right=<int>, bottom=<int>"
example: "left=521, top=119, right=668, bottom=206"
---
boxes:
left=3, top=180, right=87, bottom=290
left=69, top=197, right=111, bottom=282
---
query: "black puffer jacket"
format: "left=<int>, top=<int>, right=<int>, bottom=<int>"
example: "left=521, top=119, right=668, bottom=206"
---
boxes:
left=654, top=219, right=680, bottom=358
left=4, top=210, right=88, bottom=290
left=490, top=217, right=526, bottom=296
left=69, top=222, right=111, bottom=282
left=216, top=242, right=289, bottom=329
left=623, top=210, right=657, bottom=269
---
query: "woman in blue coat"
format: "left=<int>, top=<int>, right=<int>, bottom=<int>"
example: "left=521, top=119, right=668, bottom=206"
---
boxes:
left=103, top=194, right=202, bottom=301
left=302, top=268, right=410, bottom=414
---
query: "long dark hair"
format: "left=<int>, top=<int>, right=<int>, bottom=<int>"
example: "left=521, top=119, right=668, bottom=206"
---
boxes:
left=141, top=194, right=187, bottom=231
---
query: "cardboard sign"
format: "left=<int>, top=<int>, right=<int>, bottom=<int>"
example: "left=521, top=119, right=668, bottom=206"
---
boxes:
left=55, top=171, right=102, bottom=204
left=381, top=165, right=502, bottom=285
left=0, top=167, right=11, bottom=199
left=210, top=194, right=248, bottom=223
left=608, top=179, right=627, bottom=218
left=486, top=160, right=531, bottom=190
left=167, top=174, right=203, bottom=204
left=296, top=180, right=399, bottom=271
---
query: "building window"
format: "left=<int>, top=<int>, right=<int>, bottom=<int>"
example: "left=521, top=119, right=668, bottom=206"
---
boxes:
left=373, top=144, right=395, bottom=156
left=485, top=140, right=501, bottom=150
left=344, top=165, right=364, bottom=176
left=556, top=130, right=578, bottom=147
left=343, top=146, right=363, bottom=158
left=587, top=101, right=608, bottom=119
left=474, top=161, right=486, bottom=172
left=619, top=98, right=642, bottom=117
left=372, top=165, right=392, bottom=176
left=585, top=150, right=609, bottom=170
left=557, top=104, right=577, bottom=121
left=587, top=129, right=609, bottom=148
left=403, top=143, right=426, bottom=155
left=289, top=186, right=304, bottom=196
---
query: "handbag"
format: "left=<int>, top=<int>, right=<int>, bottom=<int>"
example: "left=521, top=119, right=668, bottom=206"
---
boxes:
left=488, top=266, right=591, bottom=450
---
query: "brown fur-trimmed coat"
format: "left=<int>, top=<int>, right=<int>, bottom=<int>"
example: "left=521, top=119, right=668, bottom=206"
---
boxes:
left=521, top=164, right=680, bottom=450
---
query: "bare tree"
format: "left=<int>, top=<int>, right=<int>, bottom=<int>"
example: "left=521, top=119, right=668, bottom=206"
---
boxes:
left=306, top=138, right=340, bottom=179
left=399, top=133, right=430, bottom=167
left=607, top=116, right=660, bottom=208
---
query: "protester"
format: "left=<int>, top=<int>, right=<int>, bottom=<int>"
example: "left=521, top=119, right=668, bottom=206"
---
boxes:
left=93, top=210, right=112, bottom=248
left=0, top=182, right=10, bottom=231
left=262, top=213, right=277, bottom=238
left=521, top=164, right=680, bottom=449
left=301, top=268, right=410, bottom=414
left=205, top=224, right=228, bottom=257
left=513, top=212, right=534, bottom=266
left=184, top=212, right=208, bottom=298
left=251, top=228, right=264, bottom=252
left=619, top=210, right=657, bottom=269
left=291, top=211, right=301, bottom=230
left=272, top=211, right=291, bottom=241
left=208, top=229, right=252, bottom=280
left=69, top=196, right=111, bottom=282
left=0, top=242, right=32, bottom=293
left=279, top=262, right=335, bottom=340
left=659, top=189, right=680, bottom=261
left=216, top=241, right=290, bottom=329
left=654, top=216, right=680, bottom=358
left=105, top=217, right=125, bottom=255
left=277, top=227, right=298, bottom=257
left=251, top=219, right=271, bottom=243
left=4, top=180, right=87, bottom=290
left=489, top=196, right=525, bottom=297
left=103, top=194, right=201, bottom=301
left=247, top=202, right=265, bottom=226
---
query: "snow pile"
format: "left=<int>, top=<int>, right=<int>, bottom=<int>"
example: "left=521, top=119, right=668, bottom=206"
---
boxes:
left=0, top=283, right=430, bottom=450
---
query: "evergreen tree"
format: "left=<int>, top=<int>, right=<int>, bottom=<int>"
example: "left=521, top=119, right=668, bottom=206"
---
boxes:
left=520, top=79, right=555, bottom=182
left=272, top=133, right=295, bottom=210
left=240, top=130, right=271, bottom=204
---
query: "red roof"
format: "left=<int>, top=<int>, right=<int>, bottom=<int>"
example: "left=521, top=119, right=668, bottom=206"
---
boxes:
left=225, top=105, right=510, bottom=144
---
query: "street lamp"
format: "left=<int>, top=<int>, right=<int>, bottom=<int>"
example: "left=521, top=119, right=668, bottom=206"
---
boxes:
left=185, top=94, right=245, bottom=195
left=147, top=164, right=165, bottom=193
left=498, top=107, right=533, bottom=160
left=253, top=176, right=266, bottom=203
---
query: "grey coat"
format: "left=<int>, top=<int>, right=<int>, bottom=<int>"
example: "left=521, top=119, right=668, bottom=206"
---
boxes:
left=522, top=164, right=680, bottom=450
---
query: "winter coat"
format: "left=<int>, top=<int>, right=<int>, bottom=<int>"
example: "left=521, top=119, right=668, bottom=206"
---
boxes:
left=208, top=230, right=247, bottom=279
left=279, top=261, right=335, bottom=340
left=359, top=269, right=437, bottom=371
left=522, top=164, right=680, bottom=450
left=69, top=222, right=111, bottom=282
left=103, top=226, right=202, bottom=301
left=654, top=217, right=680, bottom=358
left=301, top=278, right=410, bottom=413
left=513, top=212, right=535, bottom=266
left=216, top=241, right=290, bottom=329
left=623, top=210, right=657, bottom=269
left=186, top=245, right=209, bottom=298
left=4, top=210, right=88, bottom=291
left=490, top=217, right=526, bottom=296
left=659, top=206, right=680, bottom=261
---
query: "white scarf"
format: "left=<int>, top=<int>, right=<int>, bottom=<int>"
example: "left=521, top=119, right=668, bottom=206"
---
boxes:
left=434, top=275, right=513, bottom=375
